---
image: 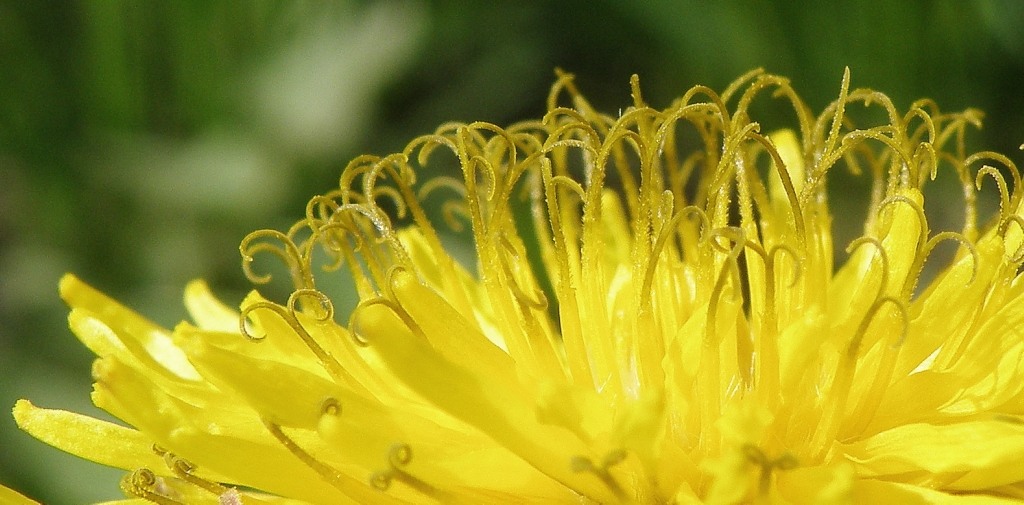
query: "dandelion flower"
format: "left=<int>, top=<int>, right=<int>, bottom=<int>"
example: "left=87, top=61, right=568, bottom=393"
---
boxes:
left=11, top=69, right=1024, bottom=504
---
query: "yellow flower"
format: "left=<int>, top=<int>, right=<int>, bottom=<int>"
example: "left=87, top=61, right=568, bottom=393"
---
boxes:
left=12, top=69, right=1024, bottom=504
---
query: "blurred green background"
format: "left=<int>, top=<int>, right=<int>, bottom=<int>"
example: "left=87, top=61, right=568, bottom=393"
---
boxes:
left=1, top=1, right=1021, bottom=503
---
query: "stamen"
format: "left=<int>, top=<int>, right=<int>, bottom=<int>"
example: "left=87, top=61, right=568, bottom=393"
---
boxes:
left=846, top=237, right=891, bottom=303
left=630, top=74, right=646, bottom=109
left=570, top=450, right=628, bottom=500
left=363, top=154, right=415, bottom=206
left=402, top=133, right=456, bottom=171
left=700, top=228, right=746, bottom=449
left=811, top=296, right=907, bottom=458
left=547, top=68, right=581, bottom=112
left=120, top=468, right=183, bottom=505
left=708, top=123, right=760, bottom=225
left=537, top=153, right=599, bottom=388
left=549, top=175, right=588, bottom=202
left=848, top=296, right=909, bottom=358
left=497, top=234, right=548, bottom=310
left=975, top=165, right=1012, bottom=231
left=1002, top=215, right=1024, bottom=264
left=239, top=298, right=351, bottom=387
left=912, top=142, right=938, bottom=186
left=742, top=444, right=798, bottom=494
left=239, top=228, right=316, bottom=291
left=369, top=443, right=453, bottom=501
left=821, top=67, right=852, bottom=168
left=348, top=297, right=406, bottom=347
left=330, top=204, right=411, bottom=270
left=370, top=186, right=409, bottom=221
left=338, top=154, right=382, bottom=202
left=321, top=397, right=342, bottom=416
left=314, top=219, right=380, bottom=296
left=288, top=288, right=334, bottom=321
left=909, top=231, right=980, bottom=297
left=263, top=419, right=377, bottom=500
left=721, top=68, right=766, bottom=104
left=747, top=242, right=802, bottom=402
left=456, top=130, right=498, bottom=199
left=749, top=130, right=807, bottom=243
left=966, top=151, right=1022, bottom=231
left=640, top=205, right=708, bottom=299
left=152, top=445, right=225, bottom=496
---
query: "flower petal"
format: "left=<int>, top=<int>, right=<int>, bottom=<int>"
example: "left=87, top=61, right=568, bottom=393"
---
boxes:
left=853, top=479, right=1023, bottom=504
left=12, top=399, right=206, bottom=478
left=184, top=279, right=242, bottom=333
left=90, top=358, right=360, bottom=503
left=61, top=274, right=200, bottom=381
left=842, top=419, right=1024, bottom=490
left=0, top=482, right=40, bottom=505
left=353, top=301, right=620, bottom=502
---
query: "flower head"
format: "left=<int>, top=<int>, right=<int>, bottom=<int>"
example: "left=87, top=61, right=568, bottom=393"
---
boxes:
left=12, top=69, right=1024, bottom=503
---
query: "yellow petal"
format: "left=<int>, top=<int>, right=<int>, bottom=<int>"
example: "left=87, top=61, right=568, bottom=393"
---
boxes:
left=775, top=463, right=854, bottom=505
left=843, top=420, right=1024, bottom=489
left=0, top=483, right=40, bottom=505
left=179, top=329, right=343, bottom=430
left=898, top=235, right=1002, bottom=376
left=11, top=399, right=190, bottom=477
left=853, top=479, right=1023, bottom=504
left=184, top=279, right=242, bottom=332
left=90, top=358, right=357, bottom=503
left=61, top=274, right=200, bottom=381
left=387, top=268, right=518, bottom=387
left=353, top=301, right=619, bottom=502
